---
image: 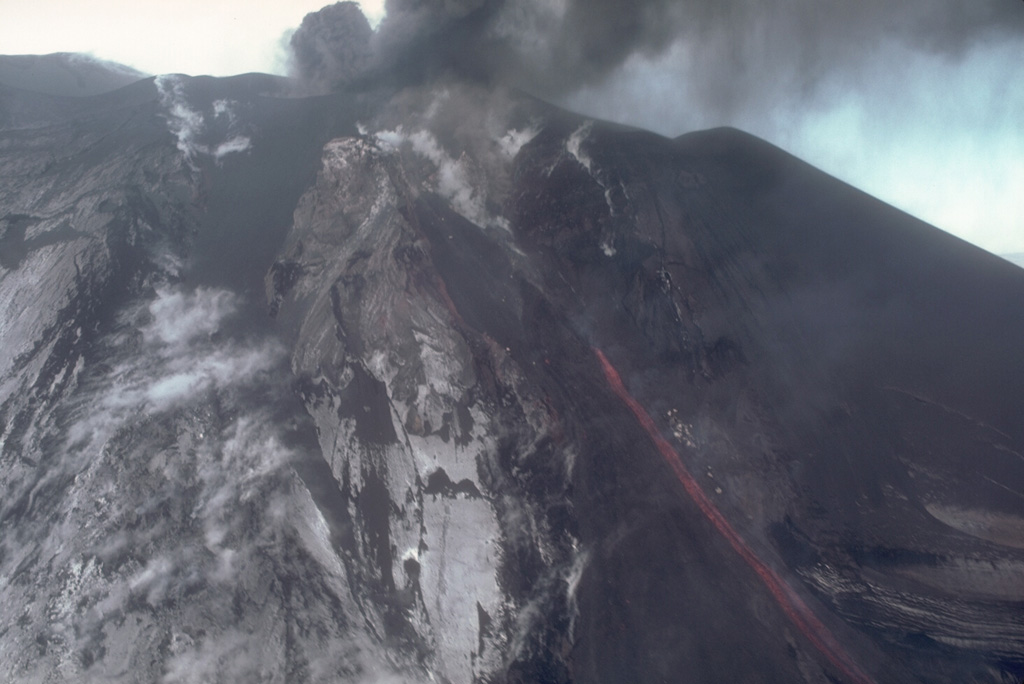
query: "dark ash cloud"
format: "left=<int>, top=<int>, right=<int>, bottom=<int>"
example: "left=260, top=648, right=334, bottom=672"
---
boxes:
left=288, top=0, right=1024, bottom=100
left=288, top=1, right=373, bottom=91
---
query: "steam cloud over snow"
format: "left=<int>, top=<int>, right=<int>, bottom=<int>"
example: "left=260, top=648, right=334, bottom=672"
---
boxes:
left=155, top=75, right=207, bottom=160
left=156, top=76, right=254, bottom=164
left=0, top=274, right=347, bottom=680
left=498, top=125, right=538, bottom=159
left=363, top=84, right=542, bottom=231
left=90, top=286, right=281, bottom=417
left=376, top=126, right=495, bottom=227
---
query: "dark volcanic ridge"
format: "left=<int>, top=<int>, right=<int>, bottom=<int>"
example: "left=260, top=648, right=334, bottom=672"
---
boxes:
left=0, top=53, right=148, bottom=98
left=1, top=48, right=1023, bottom=684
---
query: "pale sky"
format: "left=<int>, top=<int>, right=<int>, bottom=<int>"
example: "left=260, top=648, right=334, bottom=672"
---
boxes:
left=0, top=0, right=386, bottom=76
left=1, top=0, right=1020, bottom=255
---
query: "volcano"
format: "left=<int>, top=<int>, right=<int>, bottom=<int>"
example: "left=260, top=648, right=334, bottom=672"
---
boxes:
left=0, top=56, right=1022, bottom=684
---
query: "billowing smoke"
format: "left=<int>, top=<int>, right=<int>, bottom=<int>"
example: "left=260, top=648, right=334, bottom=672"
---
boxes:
left=289, top=1, right=374, bottom=91
left=288, top=0, right=1024, bottom=100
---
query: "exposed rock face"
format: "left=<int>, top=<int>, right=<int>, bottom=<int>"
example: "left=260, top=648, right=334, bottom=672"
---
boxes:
left=269, top=132, right=580, bottom=682
left=1, top=61, right=1023, bottom=684
left=0, top=71, right=399, bottom=683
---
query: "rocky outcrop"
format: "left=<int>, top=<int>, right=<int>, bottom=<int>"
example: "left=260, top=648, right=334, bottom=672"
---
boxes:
left=269, top=134, right=579, bottom=682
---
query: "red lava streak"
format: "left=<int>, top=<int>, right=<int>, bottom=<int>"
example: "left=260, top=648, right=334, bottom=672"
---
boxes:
left=593, top=348, right=876, bottom=684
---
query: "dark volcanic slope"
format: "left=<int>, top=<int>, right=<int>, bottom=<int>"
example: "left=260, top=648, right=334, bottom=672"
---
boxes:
left=500, top=121, right=1024, bottom=683
left=0, top=53, right=147, bottom=97
left=0, top=68, right=1021, bottom=684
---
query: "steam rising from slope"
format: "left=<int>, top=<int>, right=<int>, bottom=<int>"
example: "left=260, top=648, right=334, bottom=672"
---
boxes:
left=156, top=76, right=254, bottom=164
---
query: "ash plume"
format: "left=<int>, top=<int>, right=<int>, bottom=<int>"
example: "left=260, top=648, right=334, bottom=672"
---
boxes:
left=289, top=1, right=374, bottom=91
left=288, top=0, right=1024, bottom=100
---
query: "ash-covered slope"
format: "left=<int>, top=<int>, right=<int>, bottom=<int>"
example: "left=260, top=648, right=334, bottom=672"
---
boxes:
left=502, top=121, right=1024, bottom=683
left=0, top=63, right=1022, bottom=684
left=0, top=53, right=147, bottom=98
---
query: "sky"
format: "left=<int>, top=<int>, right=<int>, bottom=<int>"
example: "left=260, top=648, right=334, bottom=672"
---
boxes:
left=0, top=0, right=385, bottom=76
left=1, top=0, right=1020, bottom=255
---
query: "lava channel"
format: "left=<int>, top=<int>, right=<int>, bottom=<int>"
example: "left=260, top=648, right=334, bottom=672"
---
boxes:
left=593, top=347, right=875, bottom=684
